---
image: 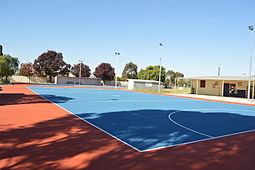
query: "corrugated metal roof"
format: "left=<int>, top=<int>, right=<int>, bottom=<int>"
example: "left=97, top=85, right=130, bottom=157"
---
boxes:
left=127, top=79, right=160, bottom=83
left=186, top=76, right=255, bottom=81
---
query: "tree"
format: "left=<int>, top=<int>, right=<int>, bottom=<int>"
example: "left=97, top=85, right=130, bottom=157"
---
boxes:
left=138, top=65, right=166, bottom=82
left=33, top=50, right=70, bottom=82
left=20, top=62, right=34, bottom=77
left=0, top=54, right=19, bottom=83
left=93, top=63, right=115, bottom=84
left=59, top=64, right=71, bottom=76
left=166, top=70, right=175, bottom=86
left=71, top=63, right=91, bottom=77
left=19, top=62, right=34, bottom=83
left=165, top=70, right=185, bottom=87
left=122, top=62, right=138, bottom=80
left=175, top=72, right=184, bottom=78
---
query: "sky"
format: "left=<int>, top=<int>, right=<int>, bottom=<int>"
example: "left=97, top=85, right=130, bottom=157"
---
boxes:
left=0, top=0, right=255, bottom=77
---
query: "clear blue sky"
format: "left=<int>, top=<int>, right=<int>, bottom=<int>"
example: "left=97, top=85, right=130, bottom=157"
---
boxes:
left=1, top=0, right=255, bottom=77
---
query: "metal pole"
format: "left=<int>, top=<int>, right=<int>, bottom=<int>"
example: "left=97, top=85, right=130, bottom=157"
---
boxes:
left=158, top=43, right=163, bottom=93
left=248, top=26, right=253, bottom=100
left=79, top=60, right=83, bottom=85
left=114, top=52, right=120, bottom=89
left=218, top=65, right=221, bottom=76
left=196, top=80, right=199, bottom=95
left=221, top=80, right=224, bottom=97
left=174, top=77, right=177, bottom=94
left=253, top=80, right=255, bottom=100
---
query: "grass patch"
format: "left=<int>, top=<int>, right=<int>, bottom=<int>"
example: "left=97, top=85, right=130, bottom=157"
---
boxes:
left=134, top=87, right=191, bottom=94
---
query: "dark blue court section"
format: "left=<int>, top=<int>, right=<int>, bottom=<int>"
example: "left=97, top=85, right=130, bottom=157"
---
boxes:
left=28, top=86, right=255, bottom=151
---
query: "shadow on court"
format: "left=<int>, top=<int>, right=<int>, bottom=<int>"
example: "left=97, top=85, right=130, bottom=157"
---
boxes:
left=1, top=111, right=255, bottom=169
left=0, top=93, right=74, bottom=106
left=1, top=85, right=255, bottom=169
left=78, top=109, right=255, bottom=151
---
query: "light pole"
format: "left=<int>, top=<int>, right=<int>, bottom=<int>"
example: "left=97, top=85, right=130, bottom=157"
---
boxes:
left=79, top=60, right=83, bottom=85
left=218, top=65, right=221, bottom=76
left=114, top=52, right=120, bottom=89
left=248, top=25, right=253, bottom=100
left=158, top=43, right=163, bottom=93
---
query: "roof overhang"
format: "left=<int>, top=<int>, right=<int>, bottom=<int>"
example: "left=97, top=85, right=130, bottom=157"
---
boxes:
left=185, top=76, right=255, bottom=81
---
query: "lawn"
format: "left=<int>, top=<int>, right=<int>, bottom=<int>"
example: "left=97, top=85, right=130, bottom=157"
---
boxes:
left=133, top=87, right=191, bottom=94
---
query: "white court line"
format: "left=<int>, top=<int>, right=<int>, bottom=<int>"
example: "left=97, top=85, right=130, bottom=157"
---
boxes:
left=168, top=111, right=214, bottom=138
left=26, top=86, right=255, bottom=153
left=27, top=87, right=142, bottom=152
left=90, top=100, right=198, bottom=103
left=142, top=108, right=255, bottom=152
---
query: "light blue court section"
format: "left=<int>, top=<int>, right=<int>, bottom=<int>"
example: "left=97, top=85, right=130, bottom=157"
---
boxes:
left=28, top=86, right=255, bottom=152
left=30, top=83, right=126, bottom=88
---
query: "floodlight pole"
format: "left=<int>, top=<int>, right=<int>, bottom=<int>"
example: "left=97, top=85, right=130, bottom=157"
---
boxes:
left=248, top=26, right=253, bottom=101
left=79, top=60, right=83, bottom=85
left=158, top=43, right=163, bottom=93
left=114, top=52, right=120, bottom=89
left=218, top=65, right=221, bottom=77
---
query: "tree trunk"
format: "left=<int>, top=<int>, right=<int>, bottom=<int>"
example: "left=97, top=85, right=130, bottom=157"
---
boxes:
left=49, top=75, right=52, bottom=83
left=5, top=76, right=8, bottom=83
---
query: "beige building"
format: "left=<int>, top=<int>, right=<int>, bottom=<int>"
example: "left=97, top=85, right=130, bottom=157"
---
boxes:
left=187, top=76, right=255, bottom=98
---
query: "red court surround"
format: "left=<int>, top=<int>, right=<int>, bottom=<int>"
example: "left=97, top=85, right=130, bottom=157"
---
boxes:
left=1, top=85, right=255, bottom=170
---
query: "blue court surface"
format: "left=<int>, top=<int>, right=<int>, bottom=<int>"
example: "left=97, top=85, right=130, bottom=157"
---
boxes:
left=28, top=86, right=255, bottom=152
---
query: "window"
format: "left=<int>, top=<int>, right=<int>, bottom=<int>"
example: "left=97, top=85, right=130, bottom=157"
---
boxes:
left=200, top=80, right=206, bottom=88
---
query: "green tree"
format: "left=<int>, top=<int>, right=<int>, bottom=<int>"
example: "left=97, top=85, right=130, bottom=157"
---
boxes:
left=138, top=65, right=166, bottom=82
left=166, top=70, right=176, bottom=86
left=0, top=54, right=19, bottom=83
left=122, top=62, right=138, bottom=80
left=165, top=70, right=185, bottom=87
left=175, top=72, right=184, bottom=78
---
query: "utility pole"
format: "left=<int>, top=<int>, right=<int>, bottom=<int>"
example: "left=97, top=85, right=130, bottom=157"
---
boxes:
left=158, top=43, right=163, bottom=93
left=114, top=52, right=120, bottom=89
left=79, top=60, right=83, bottom=85
left=218, top=65, right=221, bottom=76
left=248, top=25, right=253, bottom=101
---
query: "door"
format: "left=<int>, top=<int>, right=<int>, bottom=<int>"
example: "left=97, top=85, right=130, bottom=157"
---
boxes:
left=223, top=83, right=230, bottom=97
left=229, top=84, right=236, bottom=97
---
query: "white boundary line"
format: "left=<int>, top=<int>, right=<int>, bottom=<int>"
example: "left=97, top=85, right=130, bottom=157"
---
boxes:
left=168, top=111, right=214, bottom=138
left=26, top=87, right=255, bottom=153
left=142, top=108, right=255, bottom=152
left=27, top=87, right=142, bottom=152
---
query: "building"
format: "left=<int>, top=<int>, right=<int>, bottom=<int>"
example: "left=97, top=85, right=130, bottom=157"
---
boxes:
left=187, top=76, right=255, bottom=98
left=128, top=79, right=162, bottom=90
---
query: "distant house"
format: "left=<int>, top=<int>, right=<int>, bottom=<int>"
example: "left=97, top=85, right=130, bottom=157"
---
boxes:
left=128, top=79, right=162, bottom=91
left=187, top=76, right=255, bottom=98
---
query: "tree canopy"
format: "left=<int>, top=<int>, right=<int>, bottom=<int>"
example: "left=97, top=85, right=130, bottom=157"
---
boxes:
left=138, top=65, right=166, bottom=82
left=165, top=70, right=185, bottom=87
left=71, top=63, right=91, bottom=77
left=20, top=62, right=34, bottom=77
left=0, top=54, right=19, bottom=83
left=122, top=62, right=138, bottom=80
left=93, top=63, right=115, bottom=83
left=33, top=50, right=70, bottom=82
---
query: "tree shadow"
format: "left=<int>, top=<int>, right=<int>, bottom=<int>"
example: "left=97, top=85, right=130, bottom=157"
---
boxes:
left=1, top=109, right=255, bottom=169
left=78, top=109, right=255, bottom=151
left=0, top=93, right=74, bottom=106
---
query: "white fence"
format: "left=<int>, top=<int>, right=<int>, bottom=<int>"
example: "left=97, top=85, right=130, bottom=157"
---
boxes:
left=10, top=75, right=48, bottom=83
left=55, top=76, right=101, bottom=85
